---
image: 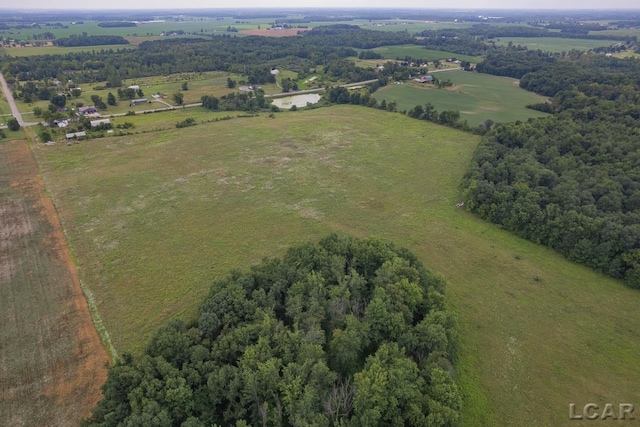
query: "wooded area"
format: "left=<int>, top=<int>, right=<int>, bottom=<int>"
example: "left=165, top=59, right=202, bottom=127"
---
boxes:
left=85, top=235, right=460, bottom=426
left=465, top=51, right=640, bottom=287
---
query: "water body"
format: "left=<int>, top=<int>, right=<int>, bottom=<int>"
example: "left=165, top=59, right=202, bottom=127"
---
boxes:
left=271, top=93, right=322, bottom=110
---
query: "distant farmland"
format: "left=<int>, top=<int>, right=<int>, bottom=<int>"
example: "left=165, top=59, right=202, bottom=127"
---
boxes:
left=373, top=70, right=549, bottom=126
left=492, top=36, right=617, bottom=53
left=370, top=44, right=483, bottom=63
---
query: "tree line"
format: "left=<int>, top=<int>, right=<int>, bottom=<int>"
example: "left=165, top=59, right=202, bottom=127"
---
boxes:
left=464, top=51, right=640, bottom=288
left=54, top=34, right=129, bottom=47
left=85, top=235, right=461, bottom=426
left=0, top=25, right=413, bottom=86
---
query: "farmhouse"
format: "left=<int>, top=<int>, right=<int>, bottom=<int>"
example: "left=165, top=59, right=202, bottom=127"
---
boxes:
left=128, top=85, right=140, bottom=90
left=90, top=119, right=111, bottom=127
left=54, top=119, right=69, bottom=128
left=130, top=98, right=148, bottom=105
left=78, top=106, right=98, bottom=115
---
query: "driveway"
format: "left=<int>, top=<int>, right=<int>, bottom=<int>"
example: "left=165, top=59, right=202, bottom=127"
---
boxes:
left=0, top=71, right=37, bottom=127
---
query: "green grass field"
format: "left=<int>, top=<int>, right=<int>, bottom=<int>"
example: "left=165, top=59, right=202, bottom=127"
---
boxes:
left=0, top=91, right=12, bottom=117
left=34, top=105, right=640, bottom=426
left=373, top=70, right=548, bottom=127
left=0, top=44, right=136, bottom=57
left=370, top=44, right=484, bottom=63
left=493, top=37, right=617, bottom=53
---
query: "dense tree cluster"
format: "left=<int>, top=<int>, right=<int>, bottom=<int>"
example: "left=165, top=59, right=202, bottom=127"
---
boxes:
left=464, top=52, right=640, bottom=288
left=85, top=235, right=460, bottom=426
left=201, top=90, right=267, bottom=112
left=475, top=50, right=558, bottom=80
left=97, top=21, right=137, bottom=28
left=477, top=50, right=640, bottom=96
left=303, top=24, right=414, bottom=49
left=415, top=29, right=494, bottom=57
left=54, top=34, right=129, bottom=47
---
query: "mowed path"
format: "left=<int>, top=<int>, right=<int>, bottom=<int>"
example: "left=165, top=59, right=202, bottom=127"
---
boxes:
left=0, top=139, right=109, bottom=426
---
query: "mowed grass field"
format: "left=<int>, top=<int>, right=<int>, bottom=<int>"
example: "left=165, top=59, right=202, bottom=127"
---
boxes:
left=493, top=37, right=617, bottom=53
left=34, top=105, right=640, bottom=426
left=370, top=44, right=483, bottom=63
left=0, top=139, right=109, bottom=426
left=373, top=70, right=549, bottom=127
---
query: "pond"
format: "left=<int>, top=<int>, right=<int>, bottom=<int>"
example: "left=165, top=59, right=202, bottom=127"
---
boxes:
left=270, top=93, right=322, bottom=110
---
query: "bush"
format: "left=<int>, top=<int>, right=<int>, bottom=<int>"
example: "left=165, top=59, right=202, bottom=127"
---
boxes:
left=175, top=117, right=196, bottom=128
left=7, top=118, right=20, bottom=131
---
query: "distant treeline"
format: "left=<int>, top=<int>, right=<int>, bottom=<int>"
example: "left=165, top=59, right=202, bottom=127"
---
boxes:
left=54, top=35, right=129, bottom=47
left=609, top=20, right=640, bottom=28
left=464, top=51, right=640, bottom=288
left=97, top=21, right=137, bottom=28
left=2, top=26, right=406, bottom=85
left=415, top=24, right=634, bottom=58
left=470, top=24, right=634, bottom=41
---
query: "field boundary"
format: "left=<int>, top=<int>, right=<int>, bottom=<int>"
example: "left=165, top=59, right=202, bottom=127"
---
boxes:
left=28, top=134, right=119, bottom=361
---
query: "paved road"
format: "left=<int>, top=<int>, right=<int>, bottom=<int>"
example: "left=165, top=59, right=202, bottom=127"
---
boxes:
left=430, top=67, right=463, bottom=73
left=0, top=71, right=37, bottom=128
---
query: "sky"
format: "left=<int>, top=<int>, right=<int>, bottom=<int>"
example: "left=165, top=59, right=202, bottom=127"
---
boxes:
left=6, top=0, right=640, bottom=10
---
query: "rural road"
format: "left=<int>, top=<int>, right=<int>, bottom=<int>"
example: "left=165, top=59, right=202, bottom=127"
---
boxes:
left=430, top=67, right=463, bottom=73
left=0, top=76, right=383, bottom=125
left=0, top=71, right=37, bottom=128
left=101, top=78, right=382, bottom=117
left=264, top=79, right=380, bottom=99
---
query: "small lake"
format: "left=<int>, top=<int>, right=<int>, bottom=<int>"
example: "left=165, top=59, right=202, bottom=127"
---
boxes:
left=270, top=93, right=322, bottom=110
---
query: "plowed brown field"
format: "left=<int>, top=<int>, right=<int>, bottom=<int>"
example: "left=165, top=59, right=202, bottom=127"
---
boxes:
left=0, top=139, right=109, bottom=426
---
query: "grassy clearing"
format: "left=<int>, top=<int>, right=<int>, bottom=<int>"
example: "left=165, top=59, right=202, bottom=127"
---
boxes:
left=35, top=105, right=640, bottom=426
left=0, top=138, right=109, bottom=427
left=373, top=70, right=548, bottom=127
left=370, top=44, right=483, bottom=63
left=493, top=37, right=617, bottom=53
left=0, top=91, right=12, bottom=116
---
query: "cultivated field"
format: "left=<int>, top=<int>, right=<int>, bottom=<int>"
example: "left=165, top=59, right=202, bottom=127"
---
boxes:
left=35, top=105, right=640, bottom=426
left=0, top=138, right=109, bottom=426
left=492, top=36, right=618, bottom=53
left=373, top=70, right=549, bottom=126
